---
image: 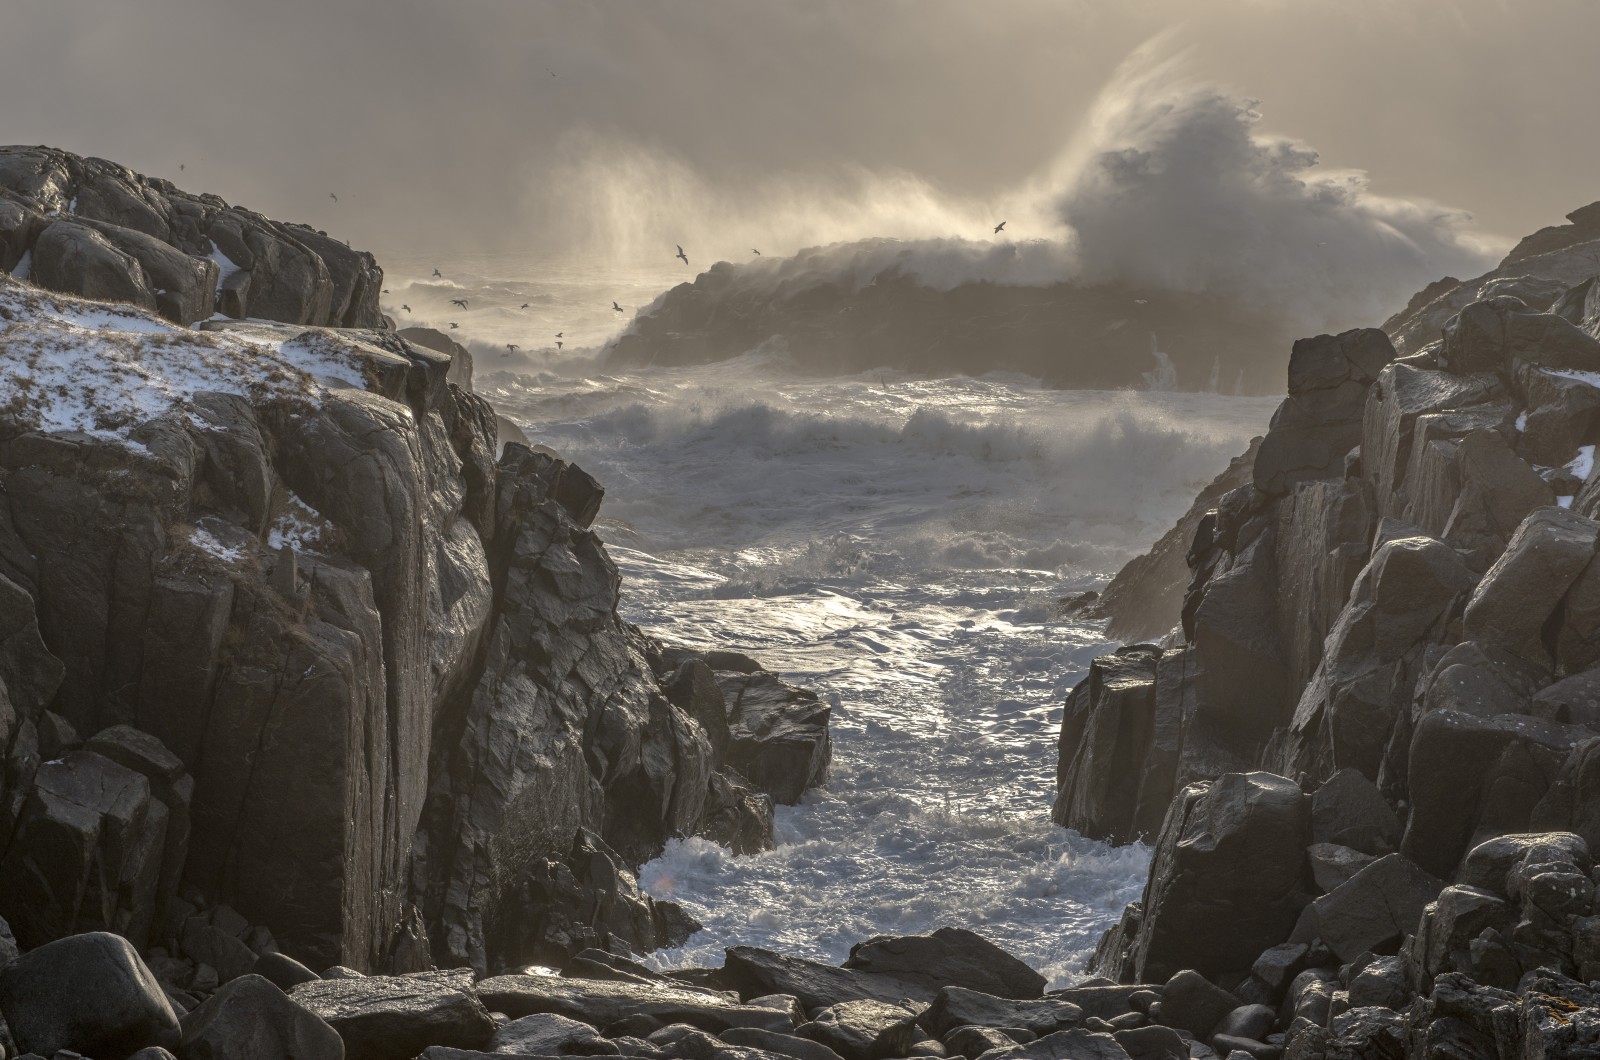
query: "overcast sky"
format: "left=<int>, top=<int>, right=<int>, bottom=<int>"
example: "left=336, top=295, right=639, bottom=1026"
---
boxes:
left=4, top=0, right=1597, bottom=263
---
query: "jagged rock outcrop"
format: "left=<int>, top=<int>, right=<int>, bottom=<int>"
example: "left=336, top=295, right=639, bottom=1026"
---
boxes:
left=0, top=168, right=832, bottom=997
left=1064, top=204, right=1600, bottom=1054
left=606, top=245, right=1304, bottom=393
left=0, top=145, right=383, bottom=328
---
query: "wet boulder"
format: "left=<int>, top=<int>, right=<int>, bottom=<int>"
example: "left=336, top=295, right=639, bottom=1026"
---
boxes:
left=1309, top=769, right=1401, bottom=856
left=72, top=216, right=218, bottom=324
left=1053, top=646, right=1162, bottom=845
left=475, top=974, right=792, bottom=1033
left=288, top=969, right=495, bottom=1060
left=1442, top=296, right=1600, bottom=376
left=917, top=986, right=1083, bottom=1039
left=843, top=928, right=1046, bottom=1000
left=0, top=932, right=179, bottom=1058
left=1129, top=773, right=1311, bottom=983
left=179, top=974, right=343, bottom=1060
left=697, top=768, right=776, bottom=854
left=721, top=1027, right=848, bottom=1060
left=1461, top=506, right=1598, bottom=667
left=1152, top=971, right=1238, bottom=1040
left=717, top=672, right=832, bottom=804
left=794, top=999, right=921, bottom=1060
left=488, top=1012, right=621, bottom=1055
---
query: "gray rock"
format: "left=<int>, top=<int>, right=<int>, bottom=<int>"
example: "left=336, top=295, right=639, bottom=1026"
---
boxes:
left=918, top=987, right=1084, bottom=1039
left=718, top=672, right=832, bottom=804
left=1309, top=770, right=1400, bottom=857
left=71, top=216, right=217, bottom=324
left=1462, top=507, right=1599, bottom=666
left=721, top=1027, right=847, bottom=1060
left=30, top=219, right=157, bottom=311
left=1209, top=1006, right=1273, bottom=1045
left=252, top=952, right=321, bottom=991
left=1053, top=647, right=1163, bottom=845
left=289, top=969, right=496, bottom=1060
left=476, top=975, right=791, bottom=1033
left=698, top=768, right=777, bottom=855
left=179, top=974, right=343, bottom=1060
left=843, top=928, right=1046, bottom=1001
left=1344, top=957, right=1407, bottom=1012
left=721, top=947, right=934, bottom=1010
left=794, top=1000, right=921, bottom=1060
left=1154, top=972, right=1238, bottom=1040
left=943, top=1026, right=1021, bottom=1057
left=489, top=1012, right=621, bottom=1055
left=0, top=932, right=179, bottom=1058
left=1110, top=1025, right=1185, bottom=1060
left=182, top=917, right=258, bottom=985
left=1130, top=774, right=1311, bottom=982
left=974, top=1029, right=1130, bottom=1060
left=1293, top=854, right=1445, bottom=962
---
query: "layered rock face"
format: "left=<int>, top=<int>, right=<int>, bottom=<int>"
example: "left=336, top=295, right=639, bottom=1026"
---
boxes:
left=0, top=146, right=383, bottom=328
left=606, top=248, right=1303, bottom=393
left=1063, top=206, right=1600, bottom=1055
left=0, top=159, right=833, bottom=994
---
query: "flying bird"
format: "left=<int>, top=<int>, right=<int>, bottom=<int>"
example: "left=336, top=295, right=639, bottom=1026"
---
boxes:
left=450, top=298, right=469, bottom=309
left=401, top=304, right=412, bottom=313
left=612, top=301, right=624, bottom=313
left=520, top=302, right=530, bottom=309
left=753, top=249, right=761, bottom=255
left=1133, top=299, right=1148, bottom=305
left=675, top=245, right=689, bottom=265
left=555, top=331, right=563, bottom=338
left=507, top=344, right=520, bottom=352
left=179, top=163, right=185, bottom=171
left=330, top=193, right=338, bottom=203
left=449, top=322, right=459, bottom=329
left=432, top=268, right=442, bottom=278
left=381, top=288, right=389, bottom=294
left=993, top=221, right=1006, bottom=234
left=556, top=340, right=563, bottom=350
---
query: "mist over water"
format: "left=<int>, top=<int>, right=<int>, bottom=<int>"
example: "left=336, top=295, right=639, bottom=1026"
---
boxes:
left=485, top=335, right=1279, bottom=981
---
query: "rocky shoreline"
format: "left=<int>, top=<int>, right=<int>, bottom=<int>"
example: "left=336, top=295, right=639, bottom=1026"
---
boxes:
left=2, top=142, right=1599, bottom=1060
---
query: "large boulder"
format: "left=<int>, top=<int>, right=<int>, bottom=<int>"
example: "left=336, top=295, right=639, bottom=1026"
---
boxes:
left=721, top=947, right=935, bottom=1010
left=843, top=928, right=1045, bottom=1000
left=917, top=986, right=1084, bottom=1038
left=288, top=970, right=496, bottom=1060
left=487, top=1012, right=620, bottom=1055
left=180, top=974, right=344, bottom=1060
left=1461, top=506, right=1598, bottom=666
left=794, top=999, right=921, bottom=1060
left=1053, top=646, right=1163, bottom=845
left=0, top=932, right=179, bottom=1058
left=1309, top=769, right=1402, bottom=856
left=1125, top=773, right=1311, bottom=983
left=1253, top=328, right=1396, bottom=497
left=474, top=974, right=792, bottom=1032
left=1290, top=853, right=1444, bottom=962
left=30, top=218, right=157, bottom=310
left=717, top=671, right=832, bottom=804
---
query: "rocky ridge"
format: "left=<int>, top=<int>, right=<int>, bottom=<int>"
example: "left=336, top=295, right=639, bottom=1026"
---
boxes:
left=1060, top=202, right=1600, bottom=1056
left=0, top=144, right=834, bottom=1030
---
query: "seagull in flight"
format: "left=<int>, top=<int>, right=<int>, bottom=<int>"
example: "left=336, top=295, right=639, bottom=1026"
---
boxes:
left=675, top=244, right=689, bottom=265
left=1133, top=299, right=1148, bottom=305
left=381, top=288, right=389, bottom=294
left=752, top=249, right=761, bottom=255
left=432, top=268, right=442, bottom=278
left=330, top=193, right=338, bottom=203
left=401, top=304, right=412, bottom=313
left=179, top=163, right=185, bottom=172
left=555, top=331, right=563, bottom=338
left=506, top=344, right=520, bottom=353
left=450, top=298, right=469, bottom=309
left=520, top=302, right=530, bottom=309
left=993, top=221, right=1006, bottom=234
left=449, top=322, right=459, bottom=329
left=612, top=301, right=625, bottom=313
left=556, top=340, right=563, bottom=350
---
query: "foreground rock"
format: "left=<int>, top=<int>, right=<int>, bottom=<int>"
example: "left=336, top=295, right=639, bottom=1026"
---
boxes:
left=0, top=932, right=178, bottom=1057
left=289, top=970, right=495, bottom=1060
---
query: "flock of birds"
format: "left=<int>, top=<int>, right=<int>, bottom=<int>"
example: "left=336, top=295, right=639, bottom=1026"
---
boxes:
left=384, top=224, right=1012, bottom=360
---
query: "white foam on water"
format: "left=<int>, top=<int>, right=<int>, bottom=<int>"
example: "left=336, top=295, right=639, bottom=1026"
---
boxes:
left=488, top=340, right=1278, bottom=985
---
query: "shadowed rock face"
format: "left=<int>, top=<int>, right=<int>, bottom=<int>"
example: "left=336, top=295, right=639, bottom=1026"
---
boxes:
left=605, top=252, right=1303, bottom=394
left=0, top=145, right=383, bottom=328
left=1067, top=202, right=1600, bottom=1055
left=0, top=178, right=831, bottom=977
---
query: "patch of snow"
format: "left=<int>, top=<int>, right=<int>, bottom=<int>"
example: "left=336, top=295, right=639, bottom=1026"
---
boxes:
left=267, top=493, right=327, bottom=552
left=190, top=526, right=244, bottom=563
left=1547, top=368, right=1600, bottom=389
left=1515, top=410, right=1528, bottom=433
left=10, top=250, right=30, bottom=281
left=1568, top=444, right=1596, bottom=483
left=208, top=240, right=242, bottom=292
left=67, top=195, right=77, bottom=214
left=1559, top=496, right=1575, bottom=508
left=0, top=278, right=382, bottom=449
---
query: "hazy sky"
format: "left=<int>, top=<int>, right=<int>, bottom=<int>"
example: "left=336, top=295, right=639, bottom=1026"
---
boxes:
left=4, top=0, right=1598, bottom=264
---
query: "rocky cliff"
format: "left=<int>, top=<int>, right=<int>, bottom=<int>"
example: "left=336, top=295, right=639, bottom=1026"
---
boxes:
left=1059, top=203, right=1600, bottom=1056
left=0, top=149, right=833, bottom=1003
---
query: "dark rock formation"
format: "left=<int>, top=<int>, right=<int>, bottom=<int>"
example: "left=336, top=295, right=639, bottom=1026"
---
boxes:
left=0, top=146, right=383, bottom=327
left=1063, top=202, right=1600, bottom=1054
left=0, top=932, right=179, bottom=1058
left=605, top=246, right=1305, bottom=393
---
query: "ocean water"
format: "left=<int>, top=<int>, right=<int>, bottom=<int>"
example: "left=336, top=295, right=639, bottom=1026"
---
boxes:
left=382, top=254, right=1280, bottom=985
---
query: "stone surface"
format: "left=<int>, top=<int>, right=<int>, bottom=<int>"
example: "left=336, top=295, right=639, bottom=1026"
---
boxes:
left=721, top=947, right=934, bottom=1010
left=180, top=974, right=344, bottom=1060
left=844, top=928, right=1046, bottom=1000
left=488, top=1012, right=621, bottom=1055
left=1309, top=770, right=1401, bottom=856
left=1293, top=854, right=1445, bottom=962
left=717, top=672, right=832, bottom=804
left=794, top=999, right=920, bottom=1060
left=289, top=969, right=496, bottom=1060
left=476, top=975, right=791, bottom=1033
left=1154, top=972, right=1237, bottom=1040
left=0, top=932, right=179, bottom=1058
left=918, top=987, right=1083, bottom=1039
